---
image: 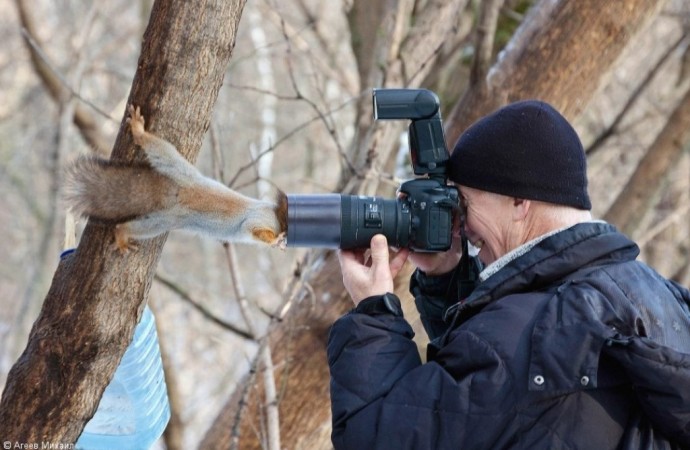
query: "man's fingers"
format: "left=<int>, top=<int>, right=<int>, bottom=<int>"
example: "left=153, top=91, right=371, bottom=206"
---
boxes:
left=389, top=247, right=410, bottom=278
left=369, top=235, right=389, bottom=265
left=339, top=248, right=367, bottom=265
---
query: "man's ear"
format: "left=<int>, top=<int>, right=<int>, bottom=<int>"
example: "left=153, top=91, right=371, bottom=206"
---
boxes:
left=512, top=198, right=531, bottom=221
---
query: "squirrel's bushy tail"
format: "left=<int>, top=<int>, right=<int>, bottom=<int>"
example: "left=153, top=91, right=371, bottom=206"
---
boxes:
left=64, top=156, right=179, bottom=221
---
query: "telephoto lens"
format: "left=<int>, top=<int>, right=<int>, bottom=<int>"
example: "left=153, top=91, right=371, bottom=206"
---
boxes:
left=285, top=194, right=410, bottom=250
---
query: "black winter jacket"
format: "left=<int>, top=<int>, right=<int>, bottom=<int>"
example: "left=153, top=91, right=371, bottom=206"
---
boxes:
left=328, top=222, right=690, bottom=449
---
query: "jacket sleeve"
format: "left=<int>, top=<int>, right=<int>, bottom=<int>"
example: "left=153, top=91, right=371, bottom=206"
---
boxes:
left=604, top=335, right=690, bottom=447
left=328, top=306, right=514, bottom=450
left=410, top=256, right=482, bottom=340
left=410, top=268, right=459, bottom=340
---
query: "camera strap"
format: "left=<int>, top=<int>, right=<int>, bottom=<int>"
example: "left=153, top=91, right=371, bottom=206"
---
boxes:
left=427, top=239, right=480, bottom=360
left=456, top=235, right=479, bottom=302
left=457, top=205, right=479, bottom=301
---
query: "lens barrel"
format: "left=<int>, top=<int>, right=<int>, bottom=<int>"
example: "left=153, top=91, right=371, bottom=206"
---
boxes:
left=286, top=194, right=341, bottom=248
left=286, top=194, right=409, bottom=249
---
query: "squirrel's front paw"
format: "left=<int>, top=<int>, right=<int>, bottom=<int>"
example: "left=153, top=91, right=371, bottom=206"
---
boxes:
left=251, top=228, right=286, bottom=250
left=126, top=105, right=146, bottom=144
left=272, top=232, right=287, bottom=250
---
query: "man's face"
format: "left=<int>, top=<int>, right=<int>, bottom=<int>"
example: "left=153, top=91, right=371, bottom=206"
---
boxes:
left=458, top=186, right=517, bottom=265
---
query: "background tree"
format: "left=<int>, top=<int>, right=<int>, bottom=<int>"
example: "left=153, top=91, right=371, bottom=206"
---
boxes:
left=0, top=0, right=687, bottom=448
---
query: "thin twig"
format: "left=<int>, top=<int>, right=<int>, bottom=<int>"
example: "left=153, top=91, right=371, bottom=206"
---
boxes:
left=226, top=83, right=302, bottom=101
left=210, top=121, right=226, bottom=183
left=230, top=342, right=264, bottom=450
left=14, top=0, right=112, bottom=154
left=19, top=28, right=118, bottom=124
left=278, top=15, right=361, bottom=179
left=224, top=244, right=258, bottom=337
left=259, top=341, right=280, bottom=450
left=154, top=273, right=253, bottom=340
left=223, top=243, right=281, bottom=450
left=226, top=94, right=360, bottom=187
left=281, top=17, right=344, bottom=156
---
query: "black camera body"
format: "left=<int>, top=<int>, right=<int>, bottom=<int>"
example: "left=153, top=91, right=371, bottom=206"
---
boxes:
left=287, top=88, right=459, bottom=252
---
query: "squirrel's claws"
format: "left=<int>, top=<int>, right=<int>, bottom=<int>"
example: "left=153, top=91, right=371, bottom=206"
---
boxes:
left=273, top=232, right=287, bottom=251
left=126, top=105, right=146, bottom=143
left=114, top=224, right=138, bottom=254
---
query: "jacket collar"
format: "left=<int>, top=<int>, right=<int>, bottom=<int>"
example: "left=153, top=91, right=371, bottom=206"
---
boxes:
left=444, top=222, right=639, bottom=322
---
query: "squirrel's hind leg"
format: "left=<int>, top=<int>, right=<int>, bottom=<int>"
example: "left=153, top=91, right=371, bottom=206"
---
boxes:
left=112, top=213, right=176, bottom=253
left=113, top=223, right=139, bottom=254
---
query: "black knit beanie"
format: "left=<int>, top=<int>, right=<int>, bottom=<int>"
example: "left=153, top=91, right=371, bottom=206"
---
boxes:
left=448, top=100, right=591, bottom=210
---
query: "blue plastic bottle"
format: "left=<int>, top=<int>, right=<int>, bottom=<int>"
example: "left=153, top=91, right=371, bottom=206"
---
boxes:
left=76, top=306, right=171, bottom=450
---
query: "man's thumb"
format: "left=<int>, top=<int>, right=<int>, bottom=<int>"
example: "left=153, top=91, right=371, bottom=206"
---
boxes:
left=370, top=234, right=389, bottom=265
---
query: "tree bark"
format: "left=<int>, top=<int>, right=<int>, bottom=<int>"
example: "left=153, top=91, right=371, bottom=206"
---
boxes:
left=0, top=0, right=247, bottom=444
left=445, top=0, right=668, bottom=147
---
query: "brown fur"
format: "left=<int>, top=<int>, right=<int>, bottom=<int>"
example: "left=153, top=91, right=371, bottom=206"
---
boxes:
left=65, top=156, right=179, bottom=221
left=178, top=184, right=250, bottom=215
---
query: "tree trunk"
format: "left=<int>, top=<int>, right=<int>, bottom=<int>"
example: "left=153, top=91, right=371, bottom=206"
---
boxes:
left=445, top=0, right=668, bottom=146
left=0, top=0, right=247, bottom=443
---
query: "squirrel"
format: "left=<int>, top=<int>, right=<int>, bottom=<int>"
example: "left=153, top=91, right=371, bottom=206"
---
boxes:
left=65, top=105, right=288, bottom=253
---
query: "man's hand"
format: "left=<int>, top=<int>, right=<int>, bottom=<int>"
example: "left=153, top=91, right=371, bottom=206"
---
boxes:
left=408, top=232, right=463, bottom=276
left=338, top=235, right=410, bottom=305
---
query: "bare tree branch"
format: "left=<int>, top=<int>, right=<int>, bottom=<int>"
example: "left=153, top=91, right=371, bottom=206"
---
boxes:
left=604, top=88, right=690, bottom=236
left=470, top=0, right=505, bottom=85
left=586, top=33, right=688, bottom=156
left=154, top=273, right=253, bottom=340
left=637, top=204, right=690, bottom=248
left=14, top=0, right=113, bottom=155
left=226, top=94, right=360, bottom=188
left=223, top=242, right=281, bottom=450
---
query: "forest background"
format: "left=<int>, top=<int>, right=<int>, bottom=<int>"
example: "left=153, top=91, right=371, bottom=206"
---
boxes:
left=0, top=0, right=688, bottom=449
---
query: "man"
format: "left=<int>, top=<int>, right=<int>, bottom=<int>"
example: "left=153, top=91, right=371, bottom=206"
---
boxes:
left=329, top=100, right=690, bottom=449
